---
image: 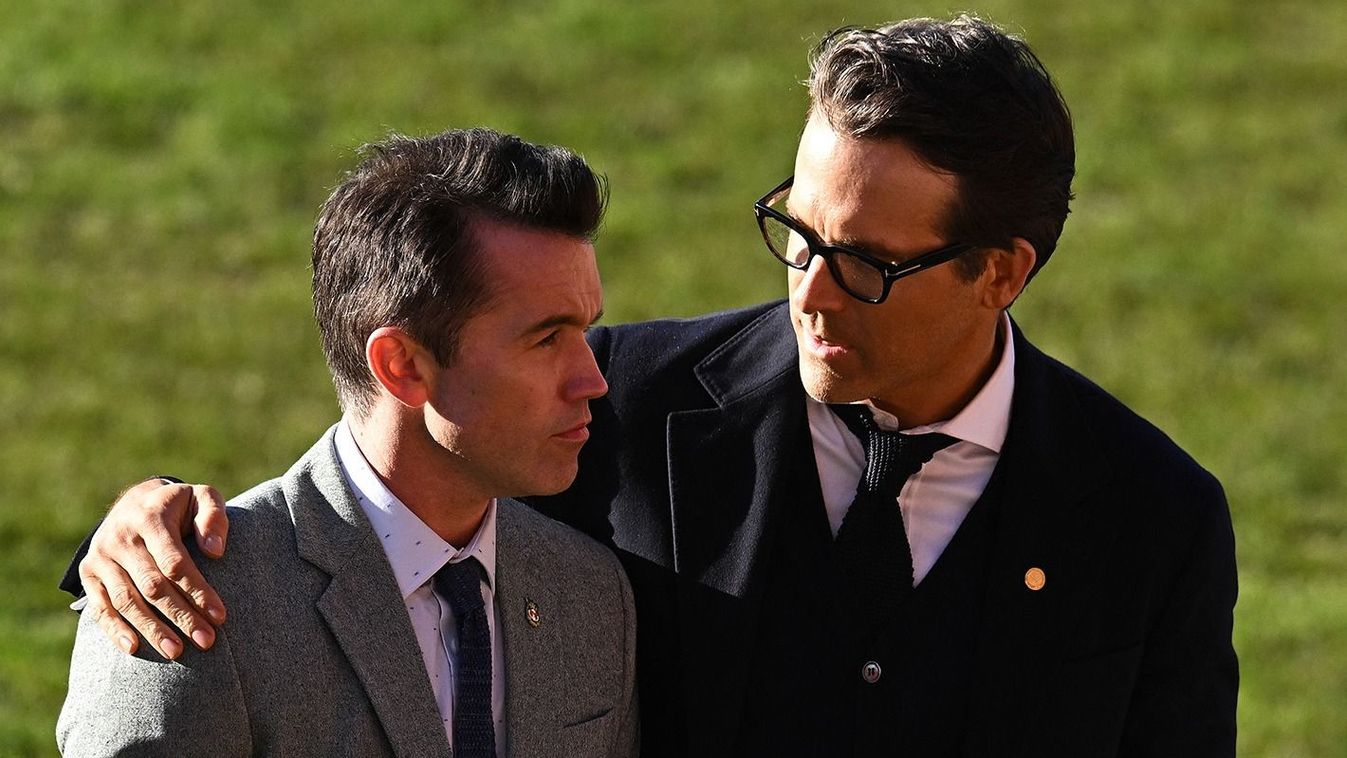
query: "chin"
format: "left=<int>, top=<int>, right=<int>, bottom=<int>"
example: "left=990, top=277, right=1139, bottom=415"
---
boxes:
left=521, top=466, right=580, bottom=498
left=799, top=357, right=861, bottom=404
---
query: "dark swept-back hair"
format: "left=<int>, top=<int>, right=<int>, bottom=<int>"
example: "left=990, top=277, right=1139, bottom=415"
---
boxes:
left=808, top=15, right=1075, bottom=281
left=312, top=127, right=607, bottom=415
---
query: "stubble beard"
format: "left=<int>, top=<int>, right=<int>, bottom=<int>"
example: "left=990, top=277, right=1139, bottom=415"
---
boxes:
left=798, top=351, right=861, bottom=405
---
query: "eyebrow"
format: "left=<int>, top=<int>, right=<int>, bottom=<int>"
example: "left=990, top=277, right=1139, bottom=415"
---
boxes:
left=523, top=308, right=605, bottom=336
left=782, top=201, right=910, bottom=265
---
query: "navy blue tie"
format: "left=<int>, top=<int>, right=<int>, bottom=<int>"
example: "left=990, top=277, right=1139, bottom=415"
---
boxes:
left=831, top=404, right=957, bottom=635
left=433, top=557, right=495, bottom=758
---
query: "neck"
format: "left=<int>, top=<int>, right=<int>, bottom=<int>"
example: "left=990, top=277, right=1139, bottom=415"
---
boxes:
left=348, top=409, right=489, bottom=547
left=872, top=316, right=1004, bottom=427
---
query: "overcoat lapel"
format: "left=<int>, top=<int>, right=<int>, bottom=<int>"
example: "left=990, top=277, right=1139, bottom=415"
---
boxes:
left=495, top=499, right=564, bottom=757
left=667, top=304, right=806, bottom=755
left=285, top=430, right=451, bottom=758
left=962, top=328, right=1115, bottom=754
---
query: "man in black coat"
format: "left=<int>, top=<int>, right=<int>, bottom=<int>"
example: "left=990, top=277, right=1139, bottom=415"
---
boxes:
left=66, top=15, right=1236, bottom=757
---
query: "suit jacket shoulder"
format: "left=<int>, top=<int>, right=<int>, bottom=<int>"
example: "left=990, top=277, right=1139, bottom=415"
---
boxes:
left=59, top=428, right=450, bottom=757
left=62, top=428, right=641, bottom=758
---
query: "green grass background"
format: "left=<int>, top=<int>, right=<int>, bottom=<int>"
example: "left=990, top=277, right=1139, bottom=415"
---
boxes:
left=3, top=0, right=1344, bottom=755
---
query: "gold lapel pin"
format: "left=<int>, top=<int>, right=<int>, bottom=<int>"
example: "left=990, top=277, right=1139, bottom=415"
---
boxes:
left=526, top=599, right=542, bottom=628
left=1024, top=567, right=1046, bottom=591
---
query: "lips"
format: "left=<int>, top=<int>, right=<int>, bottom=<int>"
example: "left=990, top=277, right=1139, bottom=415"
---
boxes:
left=802, top=328, right=854, bottom=360
left=553, top=418, right=591, bottom=442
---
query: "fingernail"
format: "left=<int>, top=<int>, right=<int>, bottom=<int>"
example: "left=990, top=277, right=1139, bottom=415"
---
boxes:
left=207, top=605, right=226, bottom=624
left=117, top=635, right=134, bottom=654
left=204, top=535, right=223, bottom=554
left=192, top=629, right=213, bottom=649
left=161, top=637, right=183, bottom=659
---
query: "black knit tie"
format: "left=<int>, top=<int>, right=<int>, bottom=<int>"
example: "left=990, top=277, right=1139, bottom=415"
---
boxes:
left=433, top=557, right=495, bottom=758
left=831, top=404, right=957, bottom=635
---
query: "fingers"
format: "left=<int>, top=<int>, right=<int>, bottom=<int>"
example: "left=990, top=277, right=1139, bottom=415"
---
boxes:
left=191, top=484, right=228, bottom=559
left=131, top=485, right=225, bottom=638
left=79, top=558, right=183, bottom=660
left=157, top=485, right=228, bottom=626
left=81, top=481, right=228, bottom=657
left=116, top=476, right=177, bottom=508
left=80, top=573, right=139, bottom=655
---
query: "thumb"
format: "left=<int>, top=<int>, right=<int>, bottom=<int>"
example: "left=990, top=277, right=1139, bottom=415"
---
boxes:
left=189, top=484, right=229, bottom=558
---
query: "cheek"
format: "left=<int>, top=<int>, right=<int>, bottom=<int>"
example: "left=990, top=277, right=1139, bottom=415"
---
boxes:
left=427, top=361, right=502, bottom=426
left=489, top=366, right=561, bottom=427
left=852, top=300, right=907, bottom=348
left=786, top=269, right=805, bottom=302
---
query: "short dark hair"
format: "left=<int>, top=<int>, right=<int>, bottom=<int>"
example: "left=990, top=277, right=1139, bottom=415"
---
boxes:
left=808, top=15, right=1075, bottom=281
left=312, top=127, right=608, bottom=415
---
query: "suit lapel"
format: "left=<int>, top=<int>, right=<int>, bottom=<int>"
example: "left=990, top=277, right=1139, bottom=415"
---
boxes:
left=963, top=327, right=1116, bottom=754
left=667, top=303, right=807, bottom=755
left=285, top=429, right=451, bottom=758
left=494, top=499, right=563, bottom=757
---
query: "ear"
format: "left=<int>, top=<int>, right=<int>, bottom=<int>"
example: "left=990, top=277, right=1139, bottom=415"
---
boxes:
left=366, top=327, right=437, bottom=408
left=978, top=237, right=1038, bottom=310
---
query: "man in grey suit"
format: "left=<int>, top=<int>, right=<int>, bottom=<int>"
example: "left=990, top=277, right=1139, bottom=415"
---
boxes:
left=58, top=127, right=638, bottom=757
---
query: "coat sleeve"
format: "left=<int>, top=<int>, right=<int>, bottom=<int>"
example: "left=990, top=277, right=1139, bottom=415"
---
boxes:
left=57, top=606, right=252, bottom=757
left=1118, top=472, right=1239, bottom=757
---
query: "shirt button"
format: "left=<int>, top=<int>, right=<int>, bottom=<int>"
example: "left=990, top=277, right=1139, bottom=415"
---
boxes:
left=861, top=661, right=882, bottom=684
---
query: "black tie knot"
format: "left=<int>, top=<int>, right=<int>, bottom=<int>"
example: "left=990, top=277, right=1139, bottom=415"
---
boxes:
left=831, top=404, right=958, bottom=501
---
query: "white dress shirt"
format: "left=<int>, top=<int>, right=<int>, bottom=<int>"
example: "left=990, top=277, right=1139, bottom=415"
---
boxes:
left=334, top=420, right=505, bottom=756
left=806, top=312, right=1016, bottom=585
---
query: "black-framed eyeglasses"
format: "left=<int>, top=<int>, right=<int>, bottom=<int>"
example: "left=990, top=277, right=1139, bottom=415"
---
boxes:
left=753, top=176, right=976, bottom=304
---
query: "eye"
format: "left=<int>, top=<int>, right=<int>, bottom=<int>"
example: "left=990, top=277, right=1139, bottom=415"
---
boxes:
left=537, top=330, right=560, bottom=347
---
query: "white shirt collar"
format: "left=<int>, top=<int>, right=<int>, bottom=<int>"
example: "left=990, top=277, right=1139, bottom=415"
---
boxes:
left=847, top=311, right=1016, bottom=453
left=333, top=419, right=498, bottom=600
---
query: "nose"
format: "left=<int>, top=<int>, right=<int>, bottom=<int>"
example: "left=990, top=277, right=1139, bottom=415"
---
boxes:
left=564, top=340, right=608, bottom=403
left=790, top=254, right=848, bottom=315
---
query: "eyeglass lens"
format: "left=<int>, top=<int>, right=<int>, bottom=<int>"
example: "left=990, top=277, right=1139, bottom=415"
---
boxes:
left=760, top=212, right=886, bottom=301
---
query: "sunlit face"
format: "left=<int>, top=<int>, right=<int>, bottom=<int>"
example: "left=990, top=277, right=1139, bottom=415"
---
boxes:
left=787, top=113, right=998, bottom=422
left=423, top=219, right=607, bottom=499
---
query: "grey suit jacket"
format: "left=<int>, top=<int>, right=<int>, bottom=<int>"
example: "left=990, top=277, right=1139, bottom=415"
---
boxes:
left=58, top=426, right=638, bottom=757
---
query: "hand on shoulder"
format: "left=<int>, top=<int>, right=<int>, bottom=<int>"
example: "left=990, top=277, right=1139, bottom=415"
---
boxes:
left=75, top=477, right=231, bottom=659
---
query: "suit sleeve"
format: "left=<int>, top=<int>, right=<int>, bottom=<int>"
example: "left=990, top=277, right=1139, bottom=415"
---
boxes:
left=57, top=607, right=252, bottom=756
left=59, top=522, right=98, bottom=598
left=1119, top=472, right=1239, bottom=756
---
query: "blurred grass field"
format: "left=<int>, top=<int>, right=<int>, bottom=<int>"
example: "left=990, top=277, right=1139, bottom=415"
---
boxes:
left=2, top=0, right=1345, bottom=755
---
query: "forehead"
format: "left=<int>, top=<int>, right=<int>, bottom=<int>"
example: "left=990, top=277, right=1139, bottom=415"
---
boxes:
left=470, top=219, right=601, bottom=323
left=790, top=114, right=958, bottom=252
